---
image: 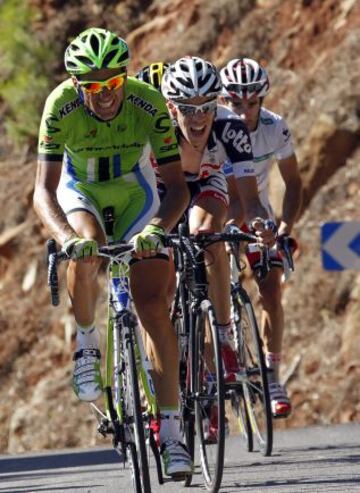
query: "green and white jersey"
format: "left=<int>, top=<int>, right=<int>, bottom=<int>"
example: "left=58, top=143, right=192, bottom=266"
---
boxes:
left=37, top=77, right=179, bottom=242
left=38, top=76, right=179, bottom=181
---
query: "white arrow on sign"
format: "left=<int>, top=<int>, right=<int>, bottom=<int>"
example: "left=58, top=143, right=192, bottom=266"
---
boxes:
left=322, top=222, right=360, bottom=269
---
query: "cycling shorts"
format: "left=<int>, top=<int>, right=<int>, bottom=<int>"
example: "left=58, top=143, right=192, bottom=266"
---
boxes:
left=241, top=224, right=298, bottom=271
left=158, top=171, right=229, bottom=208
left=57, top=162, right=162, bottom=243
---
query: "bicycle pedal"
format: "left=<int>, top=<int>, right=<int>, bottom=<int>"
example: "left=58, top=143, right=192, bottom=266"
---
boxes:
left=170, top=472, right=191, bottom=482
left=98, top=418, right=113, bottom=436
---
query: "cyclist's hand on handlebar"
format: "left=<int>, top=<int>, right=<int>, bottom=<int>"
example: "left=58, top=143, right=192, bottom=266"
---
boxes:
left=224, top=223, right=242, bottom=235
left=277, top=233, right=295, bottom=251
left=130, top=224, right=165, bottom=259
left=224, top=223, right=242, bottom=254
left=250, top=218, right=277, bottom=247
left=62, top=236, right=99, bottom=260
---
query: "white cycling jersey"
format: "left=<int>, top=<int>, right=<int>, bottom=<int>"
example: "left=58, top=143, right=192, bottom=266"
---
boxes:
left=222, top=106, right=294, bottom=219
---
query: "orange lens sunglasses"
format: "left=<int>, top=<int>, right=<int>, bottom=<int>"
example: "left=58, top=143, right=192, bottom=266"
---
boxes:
left=77, top=73, right=126, bottom=94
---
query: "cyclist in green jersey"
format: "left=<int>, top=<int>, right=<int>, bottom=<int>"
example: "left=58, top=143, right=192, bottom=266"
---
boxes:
left=33, top=27, right=192, bottom=477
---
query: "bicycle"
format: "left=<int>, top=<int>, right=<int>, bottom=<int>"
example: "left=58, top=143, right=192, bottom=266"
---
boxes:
left=47, top=238, right=164, bottom=493
left=226, top=223, right=273, bottom=456
left=168, top=223, right=259, bottom=492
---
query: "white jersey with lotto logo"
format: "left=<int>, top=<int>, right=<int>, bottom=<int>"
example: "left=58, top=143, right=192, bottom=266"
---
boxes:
left=182, top=105, right=255, bottom=181
left=222, top=106, right=294, bottom=218
left=153, top=105, right=256, bottom=207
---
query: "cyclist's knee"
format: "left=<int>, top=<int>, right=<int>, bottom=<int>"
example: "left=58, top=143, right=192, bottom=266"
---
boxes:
left=206, top=239, right=227, bottom=261
left=68, top=257, right=102, bottom=282
left=67, top=211, right=106, bottom=245
left=259, top=282, right=282, bottom=310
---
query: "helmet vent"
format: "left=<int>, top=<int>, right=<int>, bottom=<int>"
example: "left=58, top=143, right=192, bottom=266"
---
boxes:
left=90, top=35, right=100, bottom=56
left=178, top=76, right=193, bottom=89
left=202, top=72, right=211, bottom=86
left=103, top=49, right=118, bottom=66
left=117, top=50, right=129, bottom=63
left=77, top=55, right=95, bottom=69
left=66, top=61, right=77, bottom=69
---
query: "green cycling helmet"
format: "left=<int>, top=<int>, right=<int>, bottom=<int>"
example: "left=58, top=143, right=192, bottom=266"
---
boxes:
left=64, top=27, right=130, bottom=76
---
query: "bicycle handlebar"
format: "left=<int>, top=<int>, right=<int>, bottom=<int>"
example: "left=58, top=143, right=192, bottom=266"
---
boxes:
left=165, top=230, right=258, bottom=247
left=46, top=230, right=268, bottom=307
left=278, top=235, right=295, bottom=282
left=279, top=236, right=294, bottom=272
left=47, top=239, right=61, bottom=306
left=46, top=240, right=134, bottom=306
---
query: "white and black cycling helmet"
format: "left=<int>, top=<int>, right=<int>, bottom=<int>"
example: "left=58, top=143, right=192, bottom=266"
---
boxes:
left=161, top=56, right=222, bottom=101
left=220, top=58, right=270, bottom=100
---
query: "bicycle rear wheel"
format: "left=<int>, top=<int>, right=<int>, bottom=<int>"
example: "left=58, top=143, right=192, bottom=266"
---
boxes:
left=194, top=300, right=225, bottom=493
left=123, top=321, right=152, bottom=493
left=232, top=288, right=273, bottom=456
left=229, top=383, right=253, bottom=452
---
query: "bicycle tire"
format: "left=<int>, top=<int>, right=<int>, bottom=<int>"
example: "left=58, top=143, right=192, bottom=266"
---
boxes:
left=173, top=283, right=195, bottom=487
left=233, top=288, right=273, bottom=456
left=127, top=442, right=142, bottom=493
left=229, top=383, right=253, bottom=452
left=124, top=324, right=152, bottom=493
left=194, top=300, right=225, bottom=492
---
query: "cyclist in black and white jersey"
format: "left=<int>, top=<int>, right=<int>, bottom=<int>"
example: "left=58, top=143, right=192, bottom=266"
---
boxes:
left=140, top=57, right=274, bottom=440
left=220, top=57, right=303, bottom=418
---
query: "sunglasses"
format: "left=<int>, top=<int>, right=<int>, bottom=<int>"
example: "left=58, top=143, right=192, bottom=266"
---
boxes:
left=77, top=72, right=127, bottom=94
left=226, top=82, right=264, bottom=94
left=173, top=99, right=217, bottom=116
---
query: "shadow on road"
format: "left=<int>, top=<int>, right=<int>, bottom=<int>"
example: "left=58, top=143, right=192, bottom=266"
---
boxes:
left=0, top=448, right=120, bottom=473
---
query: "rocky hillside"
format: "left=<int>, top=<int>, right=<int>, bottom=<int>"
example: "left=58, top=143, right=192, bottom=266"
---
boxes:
left=0, top=0, right=359, bottom=452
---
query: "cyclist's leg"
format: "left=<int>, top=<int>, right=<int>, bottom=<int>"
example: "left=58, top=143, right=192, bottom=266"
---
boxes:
left=117, top=166, right=192, bottom=476
left=189, top=196, right=229, bottom=325
left=256, top=266, right=291, bottom=417
left=66, top=211, right=106, bottom=326
left=131, top=258, right=179, bottom=409
left=257, top=267, right=284, bottom=360
left=130, top=259, right=192, bottom=477
left=58, top=193, right=106, bottom=401
left=189, top=191, right=240, bottom=382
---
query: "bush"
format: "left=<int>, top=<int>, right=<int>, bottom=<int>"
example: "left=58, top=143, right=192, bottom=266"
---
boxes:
left=0, top=0, right=55, bottom=148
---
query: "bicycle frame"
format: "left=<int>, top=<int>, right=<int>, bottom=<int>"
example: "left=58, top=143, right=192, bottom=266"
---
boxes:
left=46, top=239, right=162, bottom=489
left=104, top=257, right=157, bottom=431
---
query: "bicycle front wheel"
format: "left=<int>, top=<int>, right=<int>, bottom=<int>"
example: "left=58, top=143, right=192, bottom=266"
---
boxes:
left=124, top=324, right=152, bottom=493
left=193, top=299, right=225, bottom=492
left=233, top=288, right=273, bottom=456
left=172, top=269, right=195, bottom=487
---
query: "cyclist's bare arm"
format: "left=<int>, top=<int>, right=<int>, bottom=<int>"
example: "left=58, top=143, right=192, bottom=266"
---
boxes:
left=33, top=159, right=75, bottom=245
left=277, top=153, right=303, bottom=235
left=151, top=159, right=190, bottom=231
left=235, top=175, right=277, bottom=245
left=226, top=175, right=245, bottom=227
left=235, top=175, right=268, bottom=222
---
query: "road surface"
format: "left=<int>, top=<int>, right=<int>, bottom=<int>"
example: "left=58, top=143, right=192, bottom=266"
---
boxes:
left=1, top=423, right=359, bottom=492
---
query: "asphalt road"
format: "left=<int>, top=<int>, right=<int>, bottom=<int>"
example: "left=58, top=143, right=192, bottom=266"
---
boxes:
left=1, top=423, right=359, bottom=493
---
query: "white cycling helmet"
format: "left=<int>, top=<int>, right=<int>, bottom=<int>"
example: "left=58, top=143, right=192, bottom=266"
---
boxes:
left=161, top=56, right=222, bottom=101
left=220, top=58, right=270, bottom=100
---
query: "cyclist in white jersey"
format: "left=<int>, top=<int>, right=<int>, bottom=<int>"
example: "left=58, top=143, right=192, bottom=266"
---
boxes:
left=219, top=57, right=303, bottom=418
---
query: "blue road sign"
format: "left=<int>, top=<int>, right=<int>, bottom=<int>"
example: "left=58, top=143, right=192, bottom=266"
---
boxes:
left=321, top=221, right=360, bottom=270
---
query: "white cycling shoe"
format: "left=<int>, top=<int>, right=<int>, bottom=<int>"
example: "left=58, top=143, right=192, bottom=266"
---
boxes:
left=73, top=347, right=103, bottom=402
left=160, top=438, right=193, bottom=479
